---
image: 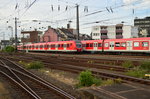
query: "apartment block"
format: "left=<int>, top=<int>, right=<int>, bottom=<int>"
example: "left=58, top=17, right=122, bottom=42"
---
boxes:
left=91, top=24, right=138, bottom=40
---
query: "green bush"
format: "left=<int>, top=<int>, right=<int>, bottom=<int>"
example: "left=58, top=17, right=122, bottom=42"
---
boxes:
left=3, top=46, right=15, bottom=53
left=140, top=61, right=150, bottom=71
left=77, top=70, right=102, bottom=87
left=122, top=60, right=133, bottom=68
left=25, top=61, right=44, bottom=69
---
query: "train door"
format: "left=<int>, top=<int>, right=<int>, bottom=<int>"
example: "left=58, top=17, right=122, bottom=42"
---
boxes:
left=110, top=41, right=114, bottom=51
left=55, top=44, right=58, bottom=50
left=127, top=41, right=132, bottom=51
left=93, top=42, right=98, bottom=51
left=64, top=43, right=67, bottom=51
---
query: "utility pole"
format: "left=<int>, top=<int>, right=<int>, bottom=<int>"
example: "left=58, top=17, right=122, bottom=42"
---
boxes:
left=76, top=4, right=80, bottom=40
left=15, top=17, right=18, bottom=51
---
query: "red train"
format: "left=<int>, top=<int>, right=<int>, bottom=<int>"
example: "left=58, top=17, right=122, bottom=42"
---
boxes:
left=81, top=37, right=150, bottom=53
left=18, top=37, right=150, bottom=53
left=17, top=40, right=82, bottom=52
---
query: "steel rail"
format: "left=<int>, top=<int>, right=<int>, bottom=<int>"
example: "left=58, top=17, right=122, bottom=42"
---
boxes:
left=0, top=57, right=76, bottom=99
left=0, top=71, right=39, bottom=99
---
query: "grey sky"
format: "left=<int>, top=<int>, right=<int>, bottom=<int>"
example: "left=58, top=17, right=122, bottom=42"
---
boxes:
left=0, top=0, right=150, bottom=40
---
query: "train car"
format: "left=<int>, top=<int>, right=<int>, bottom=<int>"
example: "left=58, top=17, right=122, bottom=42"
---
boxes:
left=81, top=37, right=150, bottom=53
left=81, top=40, right=103, bottom=52
left=17, top=40, right=82, bottom=52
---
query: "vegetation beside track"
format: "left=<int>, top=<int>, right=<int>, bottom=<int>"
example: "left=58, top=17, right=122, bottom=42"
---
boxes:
left=125, top=61, right=150, bottom=79
left=2, top=46, right=15, bottom=53
left=19, top=61, right=44, bottom=69
left=76, top=70, right=123, bottom=88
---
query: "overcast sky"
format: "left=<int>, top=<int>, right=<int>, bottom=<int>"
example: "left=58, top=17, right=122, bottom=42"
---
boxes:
left=0, top=0, right=150, bottom=40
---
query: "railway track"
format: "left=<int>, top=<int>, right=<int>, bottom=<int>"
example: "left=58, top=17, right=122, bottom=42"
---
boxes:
left=8, top=54, right=128, bottom=72
left=4, top=54, right=150, bottom=85
left=0, top=57, right=76, bottom=99
left=28, top=52, right=150, bottom=61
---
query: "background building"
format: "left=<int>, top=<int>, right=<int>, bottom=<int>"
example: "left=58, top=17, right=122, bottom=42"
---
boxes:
left=91, top=24, right=138, bottom=40
left=21, top=29, right=42, bottom=44
left=134, top=17, right=150, bottom=37
left=0, top=40, right=11, bottom=50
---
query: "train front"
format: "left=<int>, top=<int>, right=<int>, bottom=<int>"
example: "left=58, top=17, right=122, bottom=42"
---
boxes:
left=75, top=41, right=82, bottom=52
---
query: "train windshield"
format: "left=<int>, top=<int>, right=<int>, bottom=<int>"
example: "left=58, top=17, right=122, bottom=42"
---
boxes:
left=76, top=43, right=82, bottom=48
left=75, top=40, right=82, bottom=48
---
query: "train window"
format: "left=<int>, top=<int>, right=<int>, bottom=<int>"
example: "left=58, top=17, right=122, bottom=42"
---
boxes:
left=44, top=45, right=47, bottom=48
left=32, top=45, right=34, bottom=48
left=67, top=44, right=70, bottom=48
left=142, top=42, right=148, bottom=47
left=51, top=44, right=55, bottom=48
left=94, top=43, right=98, bottom=47
left=115, top=43, right=120, bottom=47
left=40, top=45, right=43, bottom=48
left=86, top=43, right=89, bottom=47
left=60, top=44, right=62, bottom=47
left=134, top=42, right=139, bottom=47
left=76, top=43, right=82, bottom=48
left=105, top=43, right=109, bottom=47
left=121, top=43, right=126, bottom=47
left=110, top=44, right=114, bottom=47
left=90, top=43, right=93, bottom=47
left=23, top=46, right=26, bottom=49
left=47, top=45, right=49, bottom=48
left=70, top=43, right=72, bottom=46
left=58, top=44, right=61, bottom=48
left=98, top=43, right=102, bottom=47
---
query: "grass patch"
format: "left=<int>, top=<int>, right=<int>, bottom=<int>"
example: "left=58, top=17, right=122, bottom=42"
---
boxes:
left=101, top=79, right=115, bottom=86
left=125, top=61, right=150, bottom=79
left=24, top=61, right=44, bottom=69
left=125, top=67, right=148, bottom=78
left=122, top=60, right=133, bottom=68
left=140, top=61, right=150, bottom=71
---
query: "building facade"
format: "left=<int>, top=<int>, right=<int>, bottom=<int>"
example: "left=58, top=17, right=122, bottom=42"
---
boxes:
left=134, top=17, right=150, bottom=37
left=91, top=24, right=138, bottom=40
left=21, top=30, right=42, bottom=44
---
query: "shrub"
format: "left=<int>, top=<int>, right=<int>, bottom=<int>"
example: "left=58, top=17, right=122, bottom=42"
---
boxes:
left=101, top=79, right=115, bottom=86
left=25, top=61, right=44, bottom=69
left=114, top=78, right=123, bottom=84
left=77, top=70, right=102, bottom=87
left=3, top=46, right=15, bottom=53
left=140, top=61, right=150, bottom=71
left=122, top=60, right=133, bottom=68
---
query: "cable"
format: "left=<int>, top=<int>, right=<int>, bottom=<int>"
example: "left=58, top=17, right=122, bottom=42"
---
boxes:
left=20, top=0, right=39, bottom=18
